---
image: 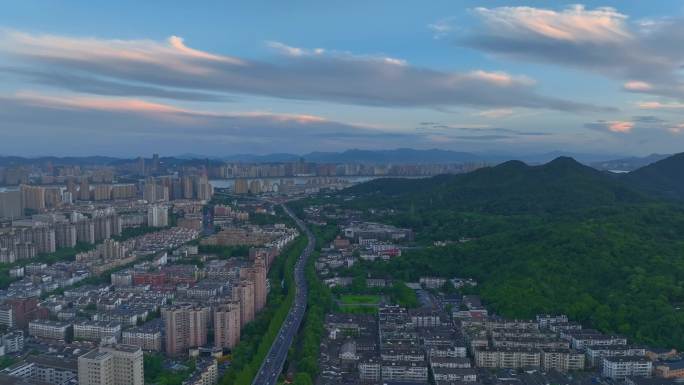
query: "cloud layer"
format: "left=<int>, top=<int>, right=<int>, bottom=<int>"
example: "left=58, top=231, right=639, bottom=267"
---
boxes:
left=0, top=30, right=608, bottom=112
left=461, top=5, right=684, bottom=100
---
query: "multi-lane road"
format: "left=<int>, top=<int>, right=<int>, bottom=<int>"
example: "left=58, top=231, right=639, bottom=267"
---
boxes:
left=251, top=204, right=314, bottom=385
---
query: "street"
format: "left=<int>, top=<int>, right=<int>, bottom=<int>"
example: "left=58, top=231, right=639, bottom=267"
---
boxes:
left=251, top=204, right=314, bottom=385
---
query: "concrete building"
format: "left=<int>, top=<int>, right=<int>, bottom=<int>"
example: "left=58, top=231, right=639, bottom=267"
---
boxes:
left=122, top=325, right=162, bottom=352
left=234, top=280, right=255, bottom=327
left=603, top=356, right=653, bottom=380
left=20, top=185, right=46, bottom=213
left=586, top=345, right=647, bottom=367
left=92, top=185, right=112, bottom=201
left=5, top=355, right=77, bottom=385
left=100, top=344, right=144, bottom=385
left=655, top=360, right=684, bottom=379
left=28, top=320, right=72, bottom=341
left=162, top=304, right=210, bottom=356
left=182, top=359, right=218, bottom=385
left=54, top=222, right=77, bottom=249
left=73, top=320, right=121, bottom=342
left=78, top=179, right=90, bottom=201
left=0, top=305, right=13, bottom=328
left=2, top=331, right=24, bottom=353
left=147, top=205, right=168, bottom=228
left=111, top=184, right=137, bottom=200
left=214, top=303, right=241, bottom=350
left=0, top=189, right=22, bottom=219
left=78, top=344, right=144, bottom=385
left=75, top=219, right=96, bottom=244
left=475, top=347, right=541, bottom=369
left=541, top=348, right=585, bottom=372
left=78, top=350, right=112, bottom=385
left=381, top=361, right=429, bottom=383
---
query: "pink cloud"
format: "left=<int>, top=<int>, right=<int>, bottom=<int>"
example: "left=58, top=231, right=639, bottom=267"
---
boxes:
left=669, top=124, right=684, bottom=134
left=608, top=120, right=634, bottom=133
left=10, top=91, right=330, bottom=125
left=638, top=101, right=684, bottom=110
left=473, top=5, right=631, bottom=43
left=2, top=30, right=244, bottom=75
left=466, top=71, right=535, bottom=87
left=623, top=81, right=652, bottom=91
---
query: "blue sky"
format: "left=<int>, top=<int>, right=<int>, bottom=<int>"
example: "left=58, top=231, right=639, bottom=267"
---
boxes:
left=1, top=1, right=684, bottom=157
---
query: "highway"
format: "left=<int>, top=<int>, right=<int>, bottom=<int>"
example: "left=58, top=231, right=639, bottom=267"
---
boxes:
left=251, top=204, right=314, bottom=385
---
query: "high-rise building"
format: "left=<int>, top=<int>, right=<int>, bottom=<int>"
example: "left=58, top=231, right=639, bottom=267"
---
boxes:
left=143, top=179, right=169, bottom=203
left=32, top=225, right=56, bottom=254
left=137, top=157, right=146, bottom=176
left=233, top=179, right=248, bottom=195
left=75, top=219, right=96, bottom=244
left=111, top=184, right=137, bottom=200
left=214, top=302, right=241, bottom=350
left=240, top=260, right=267, bottom=314
left=194, top=174, right=213, bottom=201
left=79, top=179, right=91, bottom=201
left=54, top=222, right=77, bottom=248
left=78, top=350, right=112, bottom=385
left=233, top=280, right=255, bottom=327
left=20, top=185, right=46, bottom=213
left=0, top=189, right=22, bottom=219
left=93, top=185, right=112, bottom=201
left=44, top=187, right=62, bottom=209
left=152, top=153, right=160, bottom=173
left=162, top=304, right=210, bottom=356
left=182, top=176, right=194, bottom=199
left=147, top=205, right=168, bottom=228
left=248, top=180, right=261, bottom=194
left=78, top=344, right=143, bottom=385
left=100, top=344, right=144, bottom=385
left=252, top=257, right=267, bottom=312
left=66, top=178, right=78, bottom=197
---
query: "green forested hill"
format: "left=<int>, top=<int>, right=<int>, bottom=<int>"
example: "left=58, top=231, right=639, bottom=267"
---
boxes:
left=348, top=157, right=647, bottom=215
left=318, top=155, right=684, bottom=349
left=623, top=152, right=684, bottom=200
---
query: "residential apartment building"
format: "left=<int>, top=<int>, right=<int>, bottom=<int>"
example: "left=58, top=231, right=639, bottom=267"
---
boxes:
left=28, top=319, right=72, bottom=341
left=214, top=302, right=241, bottom=350
left=541, top=349, right=586, bottom=372
left=475, top=347, right=541, bottom=369
left=602, top=356, right=653, bottom=380
left=122, top=325, right=162, bottom=352
left=73, top=320, right=122, bottom=342
left=381, top=361, right=428, bottom=383
left=78, top=344, right=144, bottom=385
left=586, top=345, right=646, bottom=367
left=5, top=355, right=77, bottom=385
left=162, top=304, right=210, bottom=356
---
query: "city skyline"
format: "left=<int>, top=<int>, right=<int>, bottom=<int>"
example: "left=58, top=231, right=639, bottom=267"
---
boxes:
left=2, top=1, right=684, bottom=156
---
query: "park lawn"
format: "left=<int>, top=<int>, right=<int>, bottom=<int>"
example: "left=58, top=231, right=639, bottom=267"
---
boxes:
left=339, top=294, right=381, bottom=305
left=338, top=305, right=378, bottom=314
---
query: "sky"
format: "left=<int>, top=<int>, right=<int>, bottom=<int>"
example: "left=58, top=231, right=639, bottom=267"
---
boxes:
left=1, top=1, right=684, bottom=157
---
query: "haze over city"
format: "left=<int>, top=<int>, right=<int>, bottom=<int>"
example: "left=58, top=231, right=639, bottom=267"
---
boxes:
left=2, top=1, right=684, bottom=156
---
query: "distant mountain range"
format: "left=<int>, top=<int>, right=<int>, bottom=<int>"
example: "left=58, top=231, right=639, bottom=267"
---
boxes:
left=0, top=149, right=671, bottom=169
left=590, top=153, right=671, bottom=172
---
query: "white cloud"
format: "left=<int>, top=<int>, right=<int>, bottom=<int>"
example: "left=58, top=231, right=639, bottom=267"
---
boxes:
left=461, top=5, right=684, bottom=99
left=0, top=29, right=609, bottom=112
